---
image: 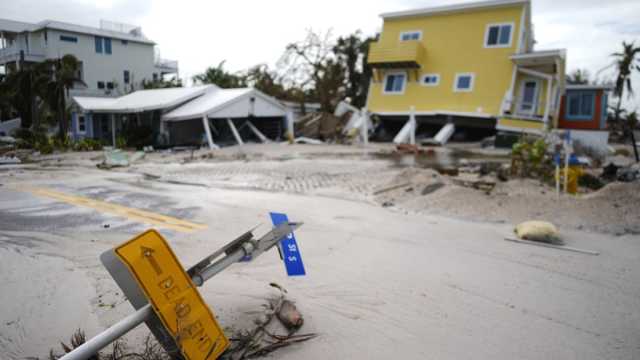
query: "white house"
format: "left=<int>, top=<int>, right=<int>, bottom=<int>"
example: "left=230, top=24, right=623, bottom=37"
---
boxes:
left=0, top=18, right=178, bottom=96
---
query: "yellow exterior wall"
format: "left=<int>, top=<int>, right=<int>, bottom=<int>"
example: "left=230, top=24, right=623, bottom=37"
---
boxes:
left=368, top=5, right=525, bottom=116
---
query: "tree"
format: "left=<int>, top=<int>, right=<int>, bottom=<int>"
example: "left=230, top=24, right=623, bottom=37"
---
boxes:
left=142, top=76, right=182, bottom=89
left=192, top=61, right=246, bottom=88
left=2, top=65, right=40, bottom=128
left=611, top=41, right=640, bottom=122
left=279, top=29, right=346, bottom=112
left=333, top=31, right=375, bottom=108
left=37, top=54, right=84, bottom=139
left=566, top=68, right=590, bottom=85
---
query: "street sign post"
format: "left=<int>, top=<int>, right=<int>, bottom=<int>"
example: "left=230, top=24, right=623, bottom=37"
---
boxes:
left=61, top=220, right=303, bottom=360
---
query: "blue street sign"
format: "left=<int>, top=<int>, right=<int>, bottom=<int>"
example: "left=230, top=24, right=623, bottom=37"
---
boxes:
left=270, top=212, right=306, bottom=276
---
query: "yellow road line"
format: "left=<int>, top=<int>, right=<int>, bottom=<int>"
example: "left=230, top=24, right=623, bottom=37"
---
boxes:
left=18, top=186, right=207, bottom=233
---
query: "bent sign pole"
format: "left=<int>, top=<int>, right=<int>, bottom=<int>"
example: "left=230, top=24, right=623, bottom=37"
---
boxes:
left=60, top=221, right=302, bottom=360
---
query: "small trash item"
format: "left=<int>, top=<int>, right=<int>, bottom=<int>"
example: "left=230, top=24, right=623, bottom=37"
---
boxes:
left=0, top=156, right=21, bottom=165
left=514, top=220, right=560, bottom=244
left=98, top=150, right=145, bottom=169
left=277, top=300, right=304, bottom=329
left=294, top=137, right=324, bottom=145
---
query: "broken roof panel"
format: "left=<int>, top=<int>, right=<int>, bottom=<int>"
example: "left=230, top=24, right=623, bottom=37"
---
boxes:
left=73, top=85, right=216, bottom=113
left=162, top=88, right=286, bottom=121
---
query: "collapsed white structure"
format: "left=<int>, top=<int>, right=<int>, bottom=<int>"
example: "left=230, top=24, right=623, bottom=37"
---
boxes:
left=71, top=85, right=288, bottom=148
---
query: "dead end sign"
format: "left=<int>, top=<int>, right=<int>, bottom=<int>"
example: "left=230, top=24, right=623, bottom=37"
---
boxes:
left=101, top=230, right=229, bottom=359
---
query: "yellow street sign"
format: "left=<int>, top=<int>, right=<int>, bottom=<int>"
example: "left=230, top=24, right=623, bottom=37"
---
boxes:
left=115, top=230, right=229, bottom=359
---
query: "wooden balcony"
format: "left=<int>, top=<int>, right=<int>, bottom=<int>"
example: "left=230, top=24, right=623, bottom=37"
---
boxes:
left=368, top=41, right=424, bottom=69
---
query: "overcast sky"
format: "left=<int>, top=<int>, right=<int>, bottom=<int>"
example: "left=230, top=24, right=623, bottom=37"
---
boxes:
left=2, top=0, right=639, bottom=109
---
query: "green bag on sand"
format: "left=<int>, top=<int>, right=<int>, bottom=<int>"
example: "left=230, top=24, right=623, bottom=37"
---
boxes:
left=515, top=220, right=560, bottom=244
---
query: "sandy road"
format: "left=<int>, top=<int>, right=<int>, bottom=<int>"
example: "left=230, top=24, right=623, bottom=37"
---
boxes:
left=0, top=162, right=639, bottom=359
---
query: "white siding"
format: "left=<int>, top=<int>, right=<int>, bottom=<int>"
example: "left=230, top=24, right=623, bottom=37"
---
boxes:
left=44, top=29, right=155, bottom=94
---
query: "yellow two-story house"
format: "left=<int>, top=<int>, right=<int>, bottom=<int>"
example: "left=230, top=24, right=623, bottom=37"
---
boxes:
left=366, top=0, right=566, bottom=138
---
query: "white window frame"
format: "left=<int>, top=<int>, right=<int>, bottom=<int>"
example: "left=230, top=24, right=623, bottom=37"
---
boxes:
left=421, top=73, right=440, bottom=87
left=383, top=71, right=407, bottom=95
left=453, top=73, right=475, bottom=92
left=399, top=30, right=423, bottom=42
left=484, top=22, right=514, bottom=48
left=77, top=114, right=87, bottom=134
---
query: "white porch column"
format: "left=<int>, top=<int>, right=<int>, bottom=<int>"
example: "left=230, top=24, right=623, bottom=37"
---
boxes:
left=409, top=106, right=416, bottom=145
left=285, top=110, right=295, bottom=142
left=202, top=115, right=217, bottom=149
left=543, top=77, right=553, bottom=130
left=111, top=114, right=116, bottom=147
left=227, top=118, right=244, bottom=146
left=360, top=108, right=369, bottom=146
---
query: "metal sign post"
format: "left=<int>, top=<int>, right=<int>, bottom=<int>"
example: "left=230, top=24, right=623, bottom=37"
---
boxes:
left=60, top=221, right=302, bottom=360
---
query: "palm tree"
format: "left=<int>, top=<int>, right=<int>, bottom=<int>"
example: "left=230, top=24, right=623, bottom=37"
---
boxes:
left=2, top=65, right=40, bottom=128
left=566, top=69, right=590, bottom=85
left=192, top=61, right=247, bottom=88
left=37, top=55, right=84, bottom=139
left=611, top=41, right=640, bottom=122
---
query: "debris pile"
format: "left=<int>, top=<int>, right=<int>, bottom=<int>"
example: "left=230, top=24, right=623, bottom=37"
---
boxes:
left=222, top=283, right=317, bottom=359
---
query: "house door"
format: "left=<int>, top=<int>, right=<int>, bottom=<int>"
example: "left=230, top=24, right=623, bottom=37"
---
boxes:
left=518, top=79, right=540, bottom=116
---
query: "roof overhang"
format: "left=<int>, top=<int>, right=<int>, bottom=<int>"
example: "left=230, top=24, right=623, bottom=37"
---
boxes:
left=162, top=88, right=287, bottom=122
left=566, top=84, right=615, bottom=91
left=380, top=0, right=528, bottom=19
left=510, top=49, right=566, bottom=67
left=73, top=85, right=214, bottom=114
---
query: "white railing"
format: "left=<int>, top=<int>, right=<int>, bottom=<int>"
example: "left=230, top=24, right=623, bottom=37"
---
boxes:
left=154, top=59, right=178, bottom=71
left=0, top=43, right=45, bottom=60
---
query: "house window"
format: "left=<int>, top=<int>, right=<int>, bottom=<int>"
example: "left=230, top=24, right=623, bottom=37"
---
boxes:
left=485, top=23, right=513, bottom=48
left=421, top=74, right=440, bottom=86
left=107, top=82, right=114, bottom=90
left=400, top=31, right=422, bottom=41
left=77, top=115, right=86, bottom=133
left=95, top=36, right=112, bottom=54
left=383, top=72, right=406, bottom=94
left=104, top=38, right=112, bottom=54
left=121, top=39, right=128, bottom=45
left=124, top=70, right=130, bottom=84
left=95, top=36, right=103, bottom=53
left=97, top=81, right=105, bottom=89
left=566, top=91, right=595, bottom=120
left=454, top=73, right=475, bottom=92
left=60, top=35, right=78, bottom=43
left=152, top=73, right=158, bottom=81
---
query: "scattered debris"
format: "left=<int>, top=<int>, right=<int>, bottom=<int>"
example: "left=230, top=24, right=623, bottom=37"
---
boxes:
left=504, top=237, right=599, bottom=256
left=97, top=150, right=145, bottom=169
left=421, top=182, right=445, bottom=195
left=294, top=137, right=324, bottom=145
left=451, top=178, right=496, bottom=194
left=373, top=182, right=411, bottom=195
left=395, top=143, right=423, bottom=154
left=221, top=283, right=316, bottom=360
left=0, top=155, right=21, bottom=165
left=514, top=220, right=560, bottom=244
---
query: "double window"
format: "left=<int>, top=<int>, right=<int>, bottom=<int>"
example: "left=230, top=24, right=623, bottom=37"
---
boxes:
left=383, top=72, right=407, bottom=94
left=485, top=23, right=513, bottom=48
left=421, top=74, right=440, bottom=87
left=454, top=73, right=475, bottom=92
left=566, top=91, right=595, bottom=120
left=400, top=30, right=422, bottom=41
left=60, top=35, right=78, bottom=43
left=95, top=36, right=112, bottom=54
